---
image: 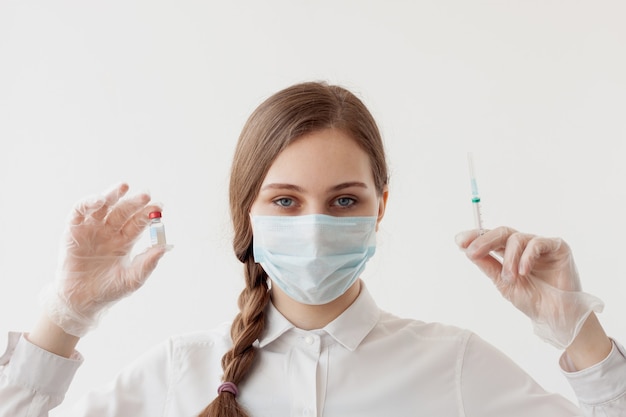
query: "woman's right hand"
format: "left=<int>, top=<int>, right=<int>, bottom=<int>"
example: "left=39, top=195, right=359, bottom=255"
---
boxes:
left=40, top=183, right=168, bottom=337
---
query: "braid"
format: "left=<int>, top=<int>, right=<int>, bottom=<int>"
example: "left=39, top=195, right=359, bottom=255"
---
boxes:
left=198, top=257, right=270, bottom=417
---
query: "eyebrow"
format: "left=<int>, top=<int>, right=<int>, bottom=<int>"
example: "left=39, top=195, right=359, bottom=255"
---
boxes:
left=260, top=182, right=369, bottom=192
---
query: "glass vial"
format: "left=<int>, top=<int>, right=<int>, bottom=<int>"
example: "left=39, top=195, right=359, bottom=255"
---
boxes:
left=149, top=211, right=167, bottom=246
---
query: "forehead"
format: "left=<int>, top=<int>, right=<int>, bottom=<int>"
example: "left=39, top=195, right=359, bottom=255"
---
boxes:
left=262, top=128, right=375, bottom=186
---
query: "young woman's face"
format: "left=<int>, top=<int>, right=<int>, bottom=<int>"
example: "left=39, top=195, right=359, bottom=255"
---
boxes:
left=250, top=128, right=387, bottom=223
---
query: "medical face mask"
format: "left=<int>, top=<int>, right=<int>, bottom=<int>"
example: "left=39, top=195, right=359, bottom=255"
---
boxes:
left=251, top=214, right=377, bottom=305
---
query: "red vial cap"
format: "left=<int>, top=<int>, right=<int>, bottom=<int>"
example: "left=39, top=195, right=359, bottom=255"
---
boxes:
left=149, top=211, right=162, bottom=219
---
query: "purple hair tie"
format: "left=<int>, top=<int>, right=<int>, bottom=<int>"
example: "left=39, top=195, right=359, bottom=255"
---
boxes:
left=217, top=382, right=239, bottom=397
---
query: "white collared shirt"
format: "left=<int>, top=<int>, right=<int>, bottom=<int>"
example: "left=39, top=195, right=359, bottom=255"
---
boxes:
left=1, top=284, right=625, bottom=416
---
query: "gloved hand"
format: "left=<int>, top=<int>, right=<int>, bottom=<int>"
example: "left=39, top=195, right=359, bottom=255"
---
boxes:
left=40, top=183, right=168, bottom=337
left=455, top=227, right=604, bottom=349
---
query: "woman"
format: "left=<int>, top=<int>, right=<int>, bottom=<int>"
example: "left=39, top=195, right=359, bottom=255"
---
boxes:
left=0, top=82, right=624, bottom=416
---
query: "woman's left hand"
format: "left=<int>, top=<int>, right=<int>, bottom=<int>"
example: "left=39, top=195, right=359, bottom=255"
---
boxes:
left=455, top=227, right=604, bottom=349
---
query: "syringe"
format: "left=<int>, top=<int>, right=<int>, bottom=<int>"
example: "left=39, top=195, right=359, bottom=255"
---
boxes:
left=467, top=152, right=485, bottom=235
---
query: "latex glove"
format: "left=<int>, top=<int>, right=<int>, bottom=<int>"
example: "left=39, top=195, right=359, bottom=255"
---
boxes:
left=455, top=227, right=604, bottom=349
left=40, top=183, right=168, bottom=337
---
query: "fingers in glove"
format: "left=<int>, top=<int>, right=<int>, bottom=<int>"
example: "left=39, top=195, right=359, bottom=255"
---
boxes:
left=123, top=245, right=168, bottom=292
left=468, top=251, right=504, bottom=283
left=465, top=226, right=517, bottom=257
left=120, top=203, right=163, bottom=242
left=462, top=226, right=526, bottom=283
left=90, top=183, right=130, bottom=221
left=518, top=237, right=562, bottom=275
left=457, top=228, right=503, bottom=282
left=464, top=232, right=538, bottom=298
left=499, top=232, right=536, bottom=283
left=70, top=197, right=106, bottom=225
left=454, top=229, right=480, bottom=249
left=105, top=192, right=151, bottom=231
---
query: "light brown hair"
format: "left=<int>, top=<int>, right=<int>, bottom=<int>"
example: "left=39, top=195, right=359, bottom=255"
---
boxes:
left=198, top=81, right=389, bottom=417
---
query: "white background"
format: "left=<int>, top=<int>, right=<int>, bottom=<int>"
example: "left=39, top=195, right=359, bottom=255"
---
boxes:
left=1, top=0, right=624, bottom=412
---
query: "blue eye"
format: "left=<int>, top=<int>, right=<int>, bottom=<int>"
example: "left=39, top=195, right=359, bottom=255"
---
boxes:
left=335, top=197, right=355, bottom=207
left=274, top=198, right=294, bottom=207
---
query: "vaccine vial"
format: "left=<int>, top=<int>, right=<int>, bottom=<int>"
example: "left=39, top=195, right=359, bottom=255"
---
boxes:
left=149, top=211, right=167, bottom=246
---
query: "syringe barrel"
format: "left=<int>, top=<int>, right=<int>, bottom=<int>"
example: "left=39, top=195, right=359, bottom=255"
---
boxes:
left=472, top=199, right=484, bottom=235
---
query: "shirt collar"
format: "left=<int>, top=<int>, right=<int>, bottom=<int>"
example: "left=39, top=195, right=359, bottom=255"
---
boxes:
left=257, top=281, right=381, bottom=351
left=256, top=300, right=295, bottom=348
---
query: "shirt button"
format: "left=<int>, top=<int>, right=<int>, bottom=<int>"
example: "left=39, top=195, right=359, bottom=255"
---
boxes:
left=304, top=335, right=314, bottom=345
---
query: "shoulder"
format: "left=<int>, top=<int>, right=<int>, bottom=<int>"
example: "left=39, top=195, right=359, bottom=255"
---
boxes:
left=169, top=322, right=233, bottom=350
left=162, top=322, right=234, bottom=364
left=359, top=309, right=476, bottom=363
left=127, top=322, right=232, bottom=373
left=375, top=309, right=473, bottom=343
left=367, top=310, right=532, bottom=373
left=119, top=323, right=232, bottom=388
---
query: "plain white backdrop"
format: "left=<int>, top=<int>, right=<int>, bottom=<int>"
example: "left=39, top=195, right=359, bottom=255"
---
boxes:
left=1, top=0, right=624, bottom=412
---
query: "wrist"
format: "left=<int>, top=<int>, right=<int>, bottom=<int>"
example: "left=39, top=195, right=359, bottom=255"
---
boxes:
left=27, top=315, right=80, bottom=358
left=39, top=282, right=97, bottom=338
left=564, top=312, right=612, bottom=371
